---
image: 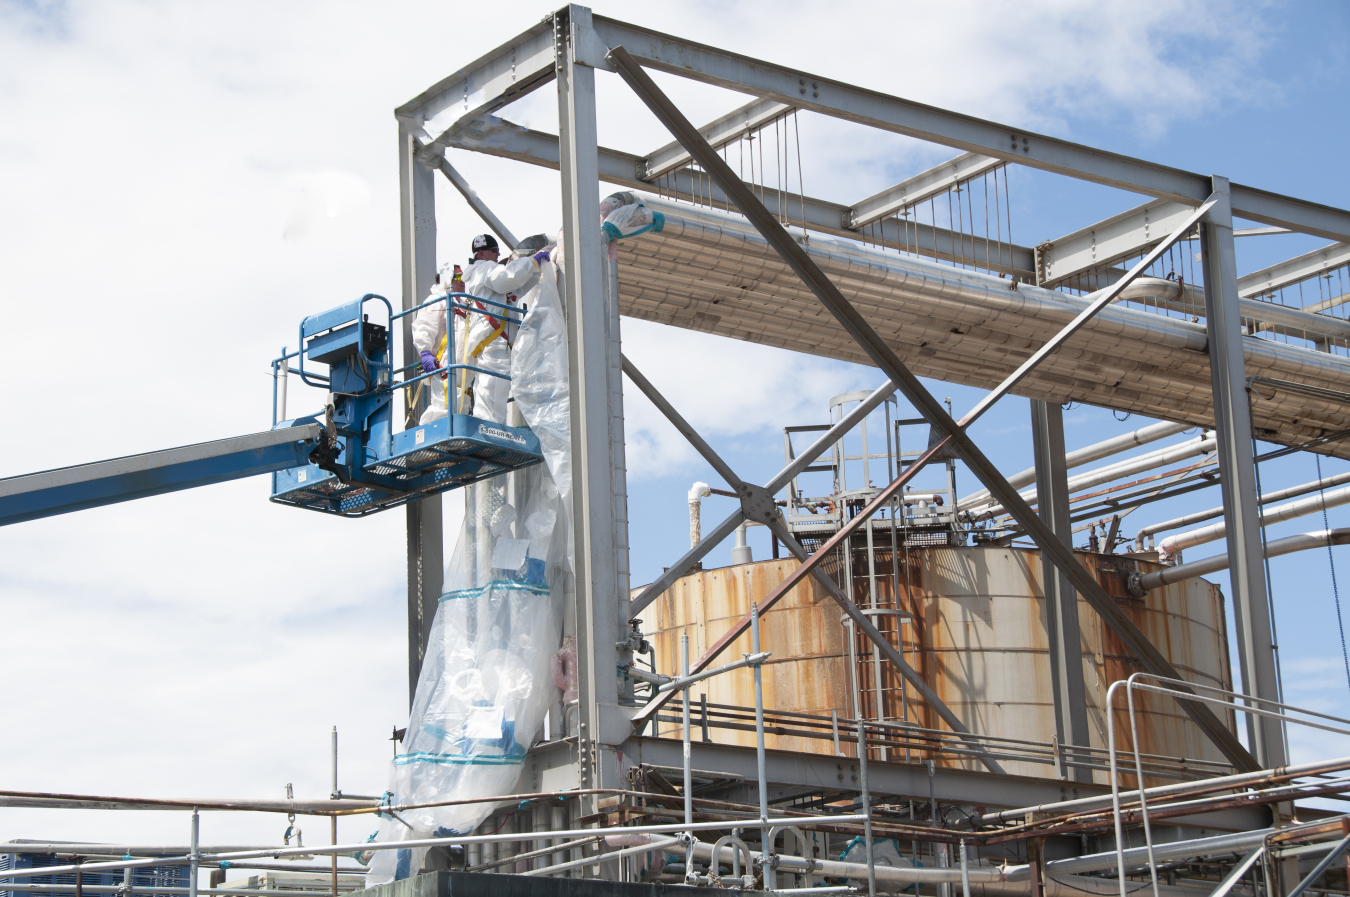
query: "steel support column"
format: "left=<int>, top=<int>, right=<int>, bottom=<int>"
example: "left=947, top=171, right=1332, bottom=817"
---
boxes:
left=1200, top=176, right=1286, bottom=769
left=1030, top=399, right=1091, bottom=782
left=397, top=122, right=444, bottom=706
left=557, top=6, right=629, bottom=807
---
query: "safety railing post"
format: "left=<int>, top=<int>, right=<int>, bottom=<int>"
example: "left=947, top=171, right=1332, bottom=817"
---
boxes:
left=752, top=602, right=770, bottom=889
left=858, top=719, right=876, bottom=897
left=188, top=808, right=199, bottom=897
left=682, top=631, right=696, bottom=885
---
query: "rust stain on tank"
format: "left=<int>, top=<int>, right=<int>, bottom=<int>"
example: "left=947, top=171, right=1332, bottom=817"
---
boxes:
left=640, top=547, right=1233, bottom=784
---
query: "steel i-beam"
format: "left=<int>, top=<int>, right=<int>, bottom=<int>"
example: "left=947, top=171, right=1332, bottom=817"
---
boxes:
left=397, top=122, right=444, bottom=706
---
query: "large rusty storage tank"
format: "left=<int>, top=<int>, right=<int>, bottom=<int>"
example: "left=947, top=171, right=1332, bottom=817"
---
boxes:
left=642, top=547, right=1234, bottom=784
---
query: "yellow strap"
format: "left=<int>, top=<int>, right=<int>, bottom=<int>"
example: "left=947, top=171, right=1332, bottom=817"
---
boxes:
left=470, top=321, right=506, bottom=358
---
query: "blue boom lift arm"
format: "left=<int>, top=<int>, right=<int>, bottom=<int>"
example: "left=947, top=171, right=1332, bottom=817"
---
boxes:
left=0, top=292, right=544, bottom=527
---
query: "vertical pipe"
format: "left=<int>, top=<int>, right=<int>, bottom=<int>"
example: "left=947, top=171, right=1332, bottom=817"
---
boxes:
left=682, top=632, right=693, bottom=827
left=277, top=354, right=289, bottom=424
left=929, top=760, right=946, bottom=897
left=831, top=710, right=842, bottom=756
left=700, top=693, right=710, bottom=743
left=189, top=809, right=199, bottom=897
left=330, top=726, right=338, bottom=897
left=857, top=719, right=876, bottom=897
left=752, top=603, right=769, bottom=888
left=682, top=631, right=695, bottom=883
left=959, top=839, right=971, bottom=897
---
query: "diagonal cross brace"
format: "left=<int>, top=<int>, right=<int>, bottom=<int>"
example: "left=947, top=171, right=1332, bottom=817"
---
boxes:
left=625, top=363, right=896, bottom=616
left=765, top=518, right=1008, bottom=775
left=607, top=44, right=1258, bottom=773
left=619, top=357, right=1006, bottom=773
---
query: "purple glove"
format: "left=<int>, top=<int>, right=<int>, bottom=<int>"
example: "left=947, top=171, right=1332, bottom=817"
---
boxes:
left=533, top=249, right=551, bottom=264
left=420, top=350, right=438, bottom=374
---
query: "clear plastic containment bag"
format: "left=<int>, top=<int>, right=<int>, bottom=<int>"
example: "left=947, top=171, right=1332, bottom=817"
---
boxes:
left=365, top=262, right=572, bottom=887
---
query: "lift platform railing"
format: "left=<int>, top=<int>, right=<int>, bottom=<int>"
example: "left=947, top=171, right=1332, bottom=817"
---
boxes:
left=269, top=292, right=526, bottom=426
left=266, top=290, right=541, bottom=518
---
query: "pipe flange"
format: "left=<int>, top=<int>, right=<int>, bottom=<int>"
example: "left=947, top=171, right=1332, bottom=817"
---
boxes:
left=739, top=483, right=780, bottom=525
left=1126, top=571, right=1147, bottom=598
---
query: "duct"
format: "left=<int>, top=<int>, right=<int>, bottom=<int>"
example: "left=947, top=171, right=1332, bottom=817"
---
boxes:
left=968, top=435, right=1216, bottom=522
left=614, top=197, right=1350, bottom=461
left=1116, top=277, right=1350, bottom=345
left=1158, top=484, right=1350, bottom=561
left=1135, top=528, right=1350, bottom=593
left=1135, top=469, right=1350, bottom=548
left=959, top=420, right=1190, bottom=511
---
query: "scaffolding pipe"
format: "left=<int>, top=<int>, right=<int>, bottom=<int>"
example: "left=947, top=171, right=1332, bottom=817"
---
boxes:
left=1134, top=528, right=1350, bottom=593
left=1158, top=484, right=1350, bottom=561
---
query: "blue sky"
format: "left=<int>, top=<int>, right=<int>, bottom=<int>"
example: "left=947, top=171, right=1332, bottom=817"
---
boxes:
left=1, top=0, right=1347, bottom=853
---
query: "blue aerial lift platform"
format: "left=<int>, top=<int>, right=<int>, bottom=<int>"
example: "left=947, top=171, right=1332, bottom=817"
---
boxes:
left=0, top=292, right=543, bottom=526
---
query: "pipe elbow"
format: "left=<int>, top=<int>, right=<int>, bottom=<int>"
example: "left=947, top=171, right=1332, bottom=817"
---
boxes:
left=689, top=481, right=712, bottom=502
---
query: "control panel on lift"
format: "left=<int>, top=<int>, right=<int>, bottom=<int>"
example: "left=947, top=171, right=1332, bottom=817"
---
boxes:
left=268, top=293, right=542, bottom=517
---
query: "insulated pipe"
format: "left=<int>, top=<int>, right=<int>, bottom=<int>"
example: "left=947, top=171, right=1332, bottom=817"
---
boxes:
left=621, top=199, right=1350, bottom=458
left=1135, top=469, right=1350, bottom=549
left=958, top=420, right=1190, bottom=510
left=1118, top=277, right=1350, bottom=345
left=688, top=482, right=711, bottom=549
left=970, top=435, right=1216, bottom=521
left=1135, top=528, right=1350, bottom=593
left=1157, top=484, right=1350, bottom=561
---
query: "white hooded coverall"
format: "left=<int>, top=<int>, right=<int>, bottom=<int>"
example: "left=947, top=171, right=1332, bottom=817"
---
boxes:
left=410, top=255, right=539, bottom=425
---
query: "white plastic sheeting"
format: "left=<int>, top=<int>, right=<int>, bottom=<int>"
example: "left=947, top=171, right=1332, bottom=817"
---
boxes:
left=365, top=262, right=572, bottom=886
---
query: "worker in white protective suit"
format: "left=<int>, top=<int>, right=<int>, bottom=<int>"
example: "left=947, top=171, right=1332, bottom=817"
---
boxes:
left=458, top=233, right=550, bottom=424
left=409, top=261, right=462, bottom=426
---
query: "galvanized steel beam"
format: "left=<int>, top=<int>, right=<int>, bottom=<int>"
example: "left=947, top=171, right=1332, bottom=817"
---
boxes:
left=845, top=152, right=1002, bottom=230
left=1036, top=199, right=1198, bottom=288
left=1030, top=399, right=1091, bottom=782
left=396, top=17, right=557, bottom=154
left=557, top=7, right=631, bottom=803
left=397, top=123, right=444, bottom=707
left=607, top=43, right=1259, bottom=773
left=1200, top=177, right=1286, bottom=770
left=446, top=114, right=1036, bottom=276
left=590, top=15, right=1350, bottom=242
left=641, top=97, right=793, bottom=181
left=1237, top=241, right=1350, bottom=298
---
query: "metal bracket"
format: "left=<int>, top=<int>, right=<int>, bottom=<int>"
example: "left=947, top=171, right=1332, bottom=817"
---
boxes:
left=738, top=483, right=780, bottom=525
